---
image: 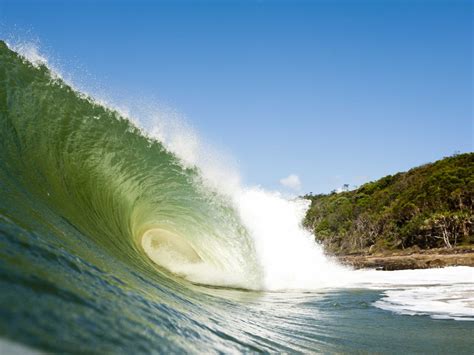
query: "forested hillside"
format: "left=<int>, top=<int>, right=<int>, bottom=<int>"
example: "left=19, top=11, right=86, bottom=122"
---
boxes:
left=304, top=153, right=473, bottom=255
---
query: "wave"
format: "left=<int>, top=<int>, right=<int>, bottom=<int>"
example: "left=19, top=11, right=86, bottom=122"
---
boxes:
left=1, top=40, right=472, bottom=325
left=1, top=40, right=351, bottom=291
left=0, top=40, right=260, bottom=289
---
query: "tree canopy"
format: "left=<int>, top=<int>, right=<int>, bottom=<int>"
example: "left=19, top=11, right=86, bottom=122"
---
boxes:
left=303, top=153, right=473, bottom=254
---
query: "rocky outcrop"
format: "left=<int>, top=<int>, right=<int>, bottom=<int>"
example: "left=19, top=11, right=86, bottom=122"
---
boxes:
left=336, top=247, right=474, bottom=270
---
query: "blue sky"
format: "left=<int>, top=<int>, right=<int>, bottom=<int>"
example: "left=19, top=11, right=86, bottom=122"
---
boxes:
left=1, top=0, right=472, bottom=193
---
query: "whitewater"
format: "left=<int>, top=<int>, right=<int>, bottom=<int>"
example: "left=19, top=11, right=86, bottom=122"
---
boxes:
left=0, top=40, right=473, bottom=353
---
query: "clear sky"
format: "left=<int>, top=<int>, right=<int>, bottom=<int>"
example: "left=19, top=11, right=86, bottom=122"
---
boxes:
left=1, top=0, right=472, bottom=194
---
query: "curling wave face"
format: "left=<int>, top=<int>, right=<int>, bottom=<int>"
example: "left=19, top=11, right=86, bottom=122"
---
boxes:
left=0, top=40, right=348, bottom=291
left=0, top=40, right=261, bottom=289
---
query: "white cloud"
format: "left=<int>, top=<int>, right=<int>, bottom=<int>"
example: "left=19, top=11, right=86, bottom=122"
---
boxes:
left=279, top=174, right=302, bottom=190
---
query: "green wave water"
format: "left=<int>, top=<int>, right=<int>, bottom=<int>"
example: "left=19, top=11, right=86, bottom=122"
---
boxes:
left=1, top=41, right=473, bottom=353
left=0, top=40, right=260, bottom=288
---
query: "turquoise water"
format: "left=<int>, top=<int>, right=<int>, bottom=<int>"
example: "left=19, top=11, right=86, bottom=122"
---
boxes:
left=0, top=41, right=473, bottom=353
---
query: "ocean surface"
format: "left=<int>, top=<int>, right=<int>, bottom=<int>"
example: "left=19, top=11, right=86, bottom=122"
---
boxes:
left=0, top=41, right=473, bottom=353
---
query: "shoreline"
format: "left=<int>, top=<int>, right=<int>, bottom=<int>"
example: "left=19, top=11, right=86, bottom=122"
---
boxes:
left=335, top=246, right=474, bottom=270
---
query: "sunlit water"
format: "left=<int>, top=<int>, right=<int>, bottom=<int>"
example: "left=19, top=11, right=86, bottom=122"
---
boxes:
left=0, top=40, right=473, bottom=353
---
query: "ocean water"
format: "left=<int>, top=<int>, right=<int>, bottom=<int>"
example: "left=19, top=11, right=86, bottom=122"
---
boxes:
left=0, top=41, right=473, bottom=353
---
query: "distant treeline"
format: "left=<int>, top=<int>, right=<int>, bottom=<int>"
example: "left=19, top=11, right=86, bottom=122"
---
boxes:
left=303, top=153, right=474, bottom=255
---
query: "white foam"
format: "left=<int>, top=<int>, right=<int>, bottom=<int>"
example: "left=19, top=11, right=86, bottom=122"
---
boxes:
left=374, top=285, right=474, bottom=320
left=235, top=187, right=349, bottom=290
left=350, top=267, right=474, bottom=320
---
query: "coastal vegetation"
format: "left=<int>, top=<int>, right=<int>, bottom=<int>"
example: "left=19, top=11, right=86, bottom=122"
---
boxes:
left=303, top=153, right=474, bottom=255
